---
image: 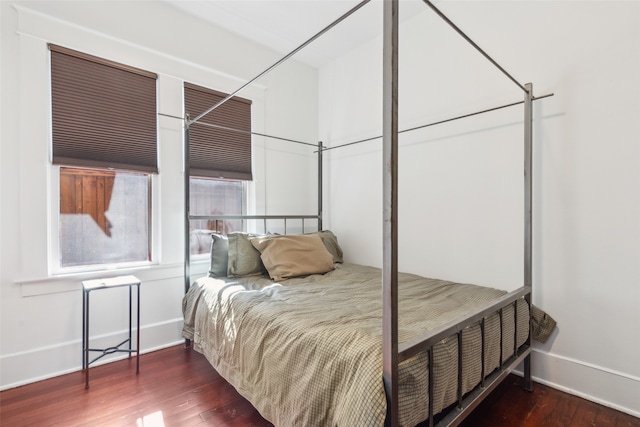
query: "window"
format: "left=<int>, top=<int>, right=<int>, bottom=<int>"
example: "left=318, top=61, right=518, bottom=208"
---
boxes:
left=183, top=82, right=252, bottom=180
left=59, top=167, right=151, bottom=268
left=189, top=178, right=244, bottom=255
left=184, top=82, right=252, bottom=255
left=50, top=45, right=157, bottom=271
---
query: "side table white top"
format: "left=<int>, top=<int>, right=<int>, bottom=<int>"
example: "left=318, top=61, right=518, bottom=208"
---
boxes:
left=82, top=275, right=140, bottom=290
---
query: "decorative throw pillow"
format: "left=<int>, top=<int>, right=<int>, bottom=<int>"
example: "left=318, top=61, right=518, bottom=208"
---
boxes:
left=227, top=232, right=266, bottom=277
left=250, top=234, right=335, bottom=281
left=209, top=234, right=229, bottom=277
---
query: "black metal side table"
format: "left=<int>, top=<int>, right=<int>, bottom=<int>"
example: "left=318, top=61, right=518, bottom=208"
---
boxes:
left=82, top=275, right=140, bottom=389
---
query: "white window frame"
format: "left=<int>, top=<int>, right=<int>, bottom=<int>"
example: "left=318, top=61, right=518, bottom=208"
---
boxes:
left=48, top=164, right=160, bottom=276
left=188, top=177, right=248, bottom=261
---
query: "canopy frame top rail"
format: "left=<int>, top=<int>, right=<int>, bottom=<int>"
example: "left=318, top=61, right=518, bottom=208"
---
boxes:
left=189, top=120, right=322, bottom=148
left=186, top=0, right=371, bottom=127
left=422, top=0, right=528, bottom=94
left=178, top=0, right=540, bottom=153
left=320, top=92, right=554, bottom=152
left=159, top=113, right=321, bottom=149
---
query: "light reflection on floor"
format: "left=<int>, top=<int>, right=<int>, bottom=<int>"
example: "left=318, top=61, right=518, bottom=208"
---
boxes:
left=136, top=410, right=165, bottom=427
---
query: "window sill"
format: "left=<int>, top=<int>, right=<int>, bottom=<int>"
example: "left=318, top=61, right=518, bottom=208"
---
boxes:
left=17, top=262, right=185, bottom=297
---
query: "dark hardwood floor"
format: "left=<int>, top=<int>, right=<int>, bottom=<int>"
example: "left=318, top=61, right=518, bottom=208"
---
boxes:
left=1, top=345, right=637, bottom=426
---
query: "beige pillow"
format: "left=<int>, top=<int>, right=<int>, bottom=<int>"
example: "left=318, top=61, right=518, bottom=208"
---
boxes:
left=250, top=234, right=335, bottom=281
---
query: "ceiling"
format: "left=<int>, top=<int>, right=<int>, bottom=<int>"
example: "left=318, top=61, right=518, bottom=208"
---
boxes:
left=166, top=0, right=433, bottom=68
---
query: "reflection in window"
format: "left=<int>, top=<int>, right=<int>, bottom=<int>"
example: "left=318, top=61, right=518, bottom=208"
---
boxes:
left=59, top=167, right=151, bottom=268
left=189, top=177, right=243, bottom=255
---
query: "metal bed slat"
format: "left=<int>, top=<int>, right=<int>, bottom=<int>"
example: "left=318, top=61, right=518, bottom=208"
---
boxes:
left=499, top=308, right=504, bottom=369
left=514, top=301, right=518, bottom=357
left=457, top=332, right=463, bottom=408
left=428, top=348, right=434, bottom=427
left=481, top=318, right=486, bottom=388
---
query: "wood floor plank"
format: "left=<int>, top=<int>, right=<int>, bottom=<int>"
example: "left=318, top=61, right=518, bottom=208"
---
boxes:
left=1, top=345, right=637, bottom=427
left=553, top=390, right=580, bottom=426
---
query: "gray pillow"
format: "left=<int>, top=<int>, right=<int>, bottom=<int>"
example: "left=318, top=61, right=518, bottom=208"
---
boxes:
left=310, top=230, right=344, bottom=263
left=227, top=232, right=266, bottom=277
left=209, top=234, right=229, bottom=277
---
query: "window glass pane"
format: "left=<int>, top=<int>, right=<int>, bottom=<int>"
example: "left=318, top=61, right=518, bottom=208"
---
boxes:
left=59, top=167, right=150, bottom=268
left=189, top=178, right=243, bottom=255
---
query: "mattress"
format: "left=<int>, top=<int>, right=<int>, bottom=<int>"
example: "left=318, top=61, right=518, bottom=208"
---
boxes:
left=182, top=263, right=529, bottom=427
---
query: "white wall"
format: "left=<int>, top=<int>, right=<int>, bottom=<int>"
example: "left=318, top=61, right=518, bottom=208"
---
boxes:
left=3, top=0, right=638, bottom=417
left=0, top=0, right=318, bottom=389
left=320, top=0, right=639, bottom=417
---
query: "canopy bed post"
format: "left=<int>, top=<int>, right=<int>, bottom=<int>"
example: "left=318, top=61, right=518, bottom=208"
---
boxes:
left=318, top=141, right=324, bottom=231
left=184, top=122, right=191, bottom=295
left=523, top=82, right=533, bottom=392
left=382, top=0, right=400, bottom=426
left=183, top=121, right=192, bottom=348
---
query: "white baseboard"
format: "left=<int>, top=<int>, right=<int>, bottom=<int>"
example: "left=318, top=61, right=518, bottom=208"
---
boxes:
left=0, top=318, right=184, bottom=391
left=516, top=348, right=640, bottom=418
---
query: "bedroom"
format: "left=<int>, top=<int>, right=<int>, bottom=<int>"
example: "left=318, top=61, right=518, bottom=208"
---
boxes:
left=1, top=0, right=638, bottom=424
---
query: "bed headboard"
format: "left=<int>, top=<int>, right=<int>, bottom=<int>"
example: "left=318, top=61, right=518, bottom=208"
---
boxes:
left=190, top=214, right=321, bottom=236
left=183, top=140, right=324, bottom=295
left=186, top=214, right=322, bottom=292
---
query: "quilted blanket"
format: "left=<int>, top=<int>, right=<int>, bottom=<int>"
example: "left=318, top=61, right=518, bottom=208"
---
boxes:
left=182, top=263, right=530, bottom=426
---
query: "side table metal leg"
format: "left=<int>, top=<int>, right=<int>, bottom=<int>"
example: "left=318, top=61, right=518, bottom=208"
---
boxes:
left=82, top=289, right=86, bottom=370
left=128, top=285, right=132, bottom=359
left=85, top=290, right=90, bottom=389
left=136, top=283, right=140, bottom=374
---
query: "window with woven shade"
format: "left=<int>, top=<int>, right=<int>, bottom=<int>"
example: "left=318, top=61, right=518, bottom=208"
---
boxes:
left=49, top=45, right=157, bottom=270
left=184, top=82, right=253, bottom=180
left=50, top=44, right=158, bottom=173
left=184, top=83, right=251, bottom=254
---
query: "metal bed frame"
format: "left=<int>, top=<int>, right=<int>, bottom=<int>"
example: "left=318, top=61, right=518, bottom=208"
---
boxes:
left=181, top=1, right=552, bottom=425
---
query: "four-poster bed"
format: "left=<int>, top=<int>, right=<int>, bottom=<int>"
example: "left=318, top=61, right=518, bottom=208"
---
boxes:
left=181, top=1, right=555, bottom=426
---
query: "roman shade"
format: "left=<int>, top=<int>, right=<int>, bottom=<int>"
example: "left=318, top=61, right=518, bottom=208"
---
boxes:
left=184, top=82, right=253, bottom=180
left=49, top=44, right=158, bottom=173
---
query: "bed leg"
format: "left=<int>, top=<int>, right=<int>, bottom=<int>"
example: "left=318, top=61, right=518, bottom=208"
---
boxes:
left=523, top=353, right=533, bottom=392
left=184, top=338, right=192, bottom=350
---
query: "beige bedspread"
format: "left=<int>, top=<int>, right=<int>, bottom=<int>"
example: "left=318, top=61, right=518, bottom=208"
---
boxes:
left=182, top=263, right=529, bottom=427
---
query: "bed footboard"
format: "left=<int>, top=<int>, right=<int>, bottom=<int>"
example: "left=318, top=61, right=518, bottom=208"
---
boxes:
left=397, top=286, right=532, bottom=427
